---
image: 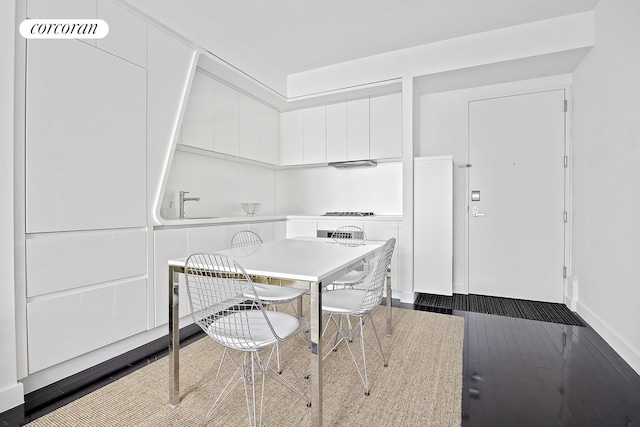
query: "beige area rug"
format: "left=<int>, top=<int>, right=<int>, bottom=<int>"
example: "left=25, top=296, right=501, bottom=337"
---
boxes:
left=26, top=306, right=464, bottom=427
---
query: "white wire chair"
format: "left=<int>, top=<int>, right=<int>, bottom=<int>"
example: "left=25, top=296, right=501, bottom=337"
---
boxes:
left=230, top=230, right=309, bottom=369
left=184, top=253, right=310, bottom=427
left=321, top=237, right=396, bottom=395
left=230, top=230, right=308, bottom=312
left=230, top=230, right=263, bottom=248
left=329, top=226, right=369, bottom=290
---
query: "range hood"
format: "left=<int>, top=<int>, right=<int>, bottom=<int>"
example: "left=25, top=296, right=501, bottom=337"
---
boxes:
left=328, top=159, right=377, bottom=168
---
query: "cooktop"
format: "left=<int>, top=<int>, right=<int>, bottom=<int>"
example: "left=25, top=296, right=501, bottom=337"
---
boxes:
left=323, top=212, right=375, bottom=217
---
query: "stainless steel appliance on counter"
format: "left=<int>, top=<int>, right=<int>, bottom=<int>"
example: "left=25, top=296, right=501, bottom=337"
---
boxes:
left=323, top=212, right=375, bottom=217
left=317, top=212, right=372, bottom=239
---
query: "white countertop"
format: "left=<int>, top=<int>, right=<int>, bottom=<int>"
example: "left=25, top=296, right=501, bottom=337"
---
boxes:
left=288, top=214, right=402, bottom=221
left=159, top=214, right=288, bottom=227
left=157, top=214, right=403, bottom=228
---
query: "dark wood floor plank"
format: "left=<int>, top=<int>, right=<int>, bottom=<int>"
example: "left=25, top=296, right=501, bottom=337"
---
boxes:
left=457, top=307, right=640, bottom=427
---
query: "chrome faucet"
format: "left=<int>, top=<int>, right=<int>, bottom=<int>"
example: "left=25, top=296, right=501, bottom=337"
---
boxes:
left=179, top=191, right=200, bottom=219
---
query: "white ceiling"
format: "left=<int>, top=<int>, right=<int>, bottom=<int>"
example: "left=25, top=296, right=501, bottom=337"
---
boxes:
left=184, top=0, right=598, bottom=75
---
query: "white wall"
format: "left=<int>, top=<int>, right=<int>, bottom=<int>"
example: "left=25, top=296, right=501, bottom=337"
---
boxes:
left=419, top=75, right=572, bottom=294
left=0, top=0, right=25, bottom=413
left=275, top=162, right=402, bottom=215
left=163, top=152, right=276, bottom=218
left=572, top=0, right=640, bottom=374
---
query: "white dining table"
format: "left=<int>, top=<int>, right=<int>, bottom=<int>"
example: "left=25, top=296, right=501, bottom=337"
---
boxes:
left=167, top=237, right=392, bottom=426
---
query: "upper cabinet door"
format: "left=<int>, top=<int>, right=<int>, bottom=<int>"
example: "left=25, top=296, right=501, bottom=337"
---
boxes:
left=181, top=71, right=215, bottom=151
left=28, top=0, right=95, bottom=18
left=370, top=93, right=402, bottom=159
left=326, top=102, right=348, bottom=162
left=213, top=80, right=240, bottom=156
left=239, top=94, right=262, bottom=161
left=281, top=110, right=304, bottom=165
left=26, top=40, right=146, bottom=232
left=347, top=98, right=370, bottom=161
left=261, top=104, right=280, bottom=165
left=96, top=0, right=147, bottom=67
left=303, top=106, right=327, bottom=164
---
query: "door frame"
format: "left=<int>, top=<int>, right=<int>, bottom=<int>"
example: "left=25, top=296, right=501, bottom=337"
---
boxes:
left=462, top=84, right=574, bottom=306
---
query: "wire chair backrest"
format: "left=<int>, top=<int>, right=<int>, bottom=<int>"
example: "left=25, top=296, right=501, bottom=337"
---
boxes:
left=184, top=253, right=277, bottom=350
left=353, top=238, right=396, bottom=316
left=332, top=226, right=367, bottom=247
left=230, top=230, right=263, bottom=248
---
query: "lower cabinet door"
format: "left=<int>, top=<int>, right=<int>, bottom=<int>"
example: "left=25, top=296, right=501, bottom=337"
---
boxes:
left=27, top=278, right=147, bottom=374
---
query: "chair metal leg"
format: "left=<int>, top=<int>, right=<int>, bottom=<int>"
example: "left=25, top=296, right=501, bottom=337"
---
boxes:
left=201, top=349, right=245, bottom=426
left=359, top=319, right=370, bottom=395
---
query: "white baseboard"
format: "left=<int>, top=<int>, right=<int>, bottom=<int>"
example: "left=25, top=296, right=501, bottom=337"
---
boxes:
left=577, top=301, right=640, bottom=376
left=0, top=382, right=24, bottom=413
left=396, top=290, right=414, bottom=304
left=563, top=294, right=577, bottom=311
left=453, top=282, right=467, bottom=295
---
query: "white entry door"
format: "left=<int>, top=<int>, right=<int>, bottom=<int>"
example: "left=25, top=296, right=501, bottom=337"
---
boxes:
left=468, top=90, right=566, bottom=303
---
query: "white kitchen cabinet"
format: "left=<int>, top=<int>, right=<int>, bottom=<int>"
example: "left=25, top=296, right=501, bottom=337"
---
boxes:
left=261, top=104, right=280, bottom=165
left=154, top=228, right=189, bottom=326
left=281, top=110, right=304, bottom=165
left=239, top=93, right=262, bottom=161
left=250, top=222, right=277, bottom=242
left=26, top=228, right=146, bottom=298
left=187, top=226, right=224, bottom=254
left=96, top=0, right=147, bottom=68
left=181, top=75, right=280, bottom=165
left=303, top=106, right=327, bottom=164
left=286, top=220, right=317, bottom=238
left=26, top=39, right=146, bottom=233
left=347, top=98, right=370, bottom=160
left=27, top=277, right=147, bottom=373
left=181, top=70, right=215, bottom=151
left=28, top=0, right=95, bottom=18
left=25, top=227, right=148, bottom=373
left=213, top=80, right=240, bottom=156
left=414, top=156, right=453, bottom=295
left=370, top=93, right=402, bottom=159
left=273, top=221, right=287, bottom=240
left=326, top=102, right=348, bottom=162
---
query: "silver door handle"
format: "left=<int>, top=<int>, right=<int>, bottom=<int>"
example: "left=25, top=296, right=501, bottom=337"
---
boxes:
left=472, top=206, right=486, bottom=217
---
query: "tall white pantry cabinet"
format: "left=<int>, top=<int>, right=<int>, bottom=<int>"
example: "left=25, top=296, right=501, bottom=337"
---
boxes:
left=413, top=156, right=453, bottom=295
left=22, top=0, right=149, bottom=376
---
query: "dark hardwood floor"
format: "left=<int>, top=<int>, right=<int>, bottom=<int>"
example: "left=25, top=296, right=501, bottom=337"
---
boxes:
left=2, top=302, right=639, bottom=426
left=452, top=308, right=640, bottom=427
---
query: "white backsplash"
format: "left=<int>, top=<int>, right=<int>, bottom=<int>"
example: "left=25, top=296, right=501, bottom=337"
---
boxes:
left=275, top=161, right=403, bottom=215
left=163, top=152, right=403, bottom=218
left=162, top=151, right=275, bottom=219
